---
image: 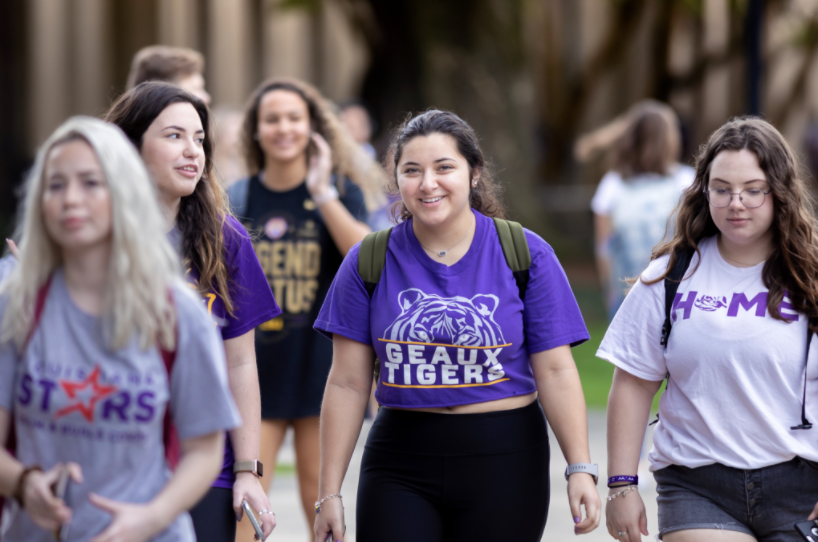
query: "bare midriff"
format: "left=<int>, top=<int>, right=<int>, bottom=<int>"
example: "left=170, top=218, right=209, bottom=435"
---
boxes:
left=388, top=391, right=538, bottom=414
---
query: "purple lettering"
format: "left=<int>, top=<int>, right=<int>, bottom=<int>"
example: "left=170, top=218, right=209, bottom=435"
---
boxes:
left=780, top=298, right=800, bottom=322
left=672, top=291, right=698, bottom=321
left=135, top=392, right=156, bottom=422
left=102, top=391, right=131, bottom=421
left=18, top=374, right=33, bottom=406
left=37, top=379, right=57, bottom=411
left=727, top=292, right=767, bottom=317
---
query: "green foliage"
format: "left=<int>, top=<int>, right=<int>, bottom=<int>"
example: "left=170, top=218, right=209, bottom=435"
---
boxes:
left=277, top=0, right=321, bottom=14
left=574, top=323, right=665, bottom=412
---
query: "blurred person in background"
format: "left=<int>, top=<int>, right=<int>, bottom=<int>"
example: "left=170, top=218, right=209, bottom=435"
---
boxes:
left=313, top=110, right=600, bottom=542
left=106, top=82, right=280, bottom=541
left=126, top=45, right=211, bottom=106
left=0, top=116, right=239, bottom=541
left=213, top=108, right=249, bottom=189
left=227, top=77, right=385, bottom=538
left=577, top=101, right=694, bottom=321
left=600, top=117, right=818, bottom=542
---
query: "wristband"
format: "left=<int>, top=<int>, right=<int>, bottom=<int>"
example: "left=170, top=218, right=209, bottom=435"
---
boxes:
left=607, top=475, right=638, bottom=487
left=13, top=465, right=42, bottom=507
left=564, top=463, right=599, bottom=485
left=312, top=186, right=339, bottom=207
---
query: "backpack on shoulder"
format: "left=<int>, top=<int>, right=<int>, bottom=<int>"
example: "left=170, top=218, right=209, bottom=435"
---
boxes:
left=357, top=218, right=532, bottom=385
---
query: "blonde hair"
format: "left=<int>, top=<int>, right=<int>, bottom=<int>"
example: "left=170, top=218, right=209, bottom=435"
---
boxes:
left=1, top=116, right=182, bottom=351
left=241, top=77, right=387, bottom=211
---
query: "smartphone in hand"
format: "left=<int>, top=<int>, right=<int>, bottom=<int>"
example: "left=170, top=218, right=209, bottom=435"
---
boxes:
left=241, top=500, right=264, bottom=541
left=51, top=467, right=71, bottom=541
left=796, top=520, right=818, bottom=541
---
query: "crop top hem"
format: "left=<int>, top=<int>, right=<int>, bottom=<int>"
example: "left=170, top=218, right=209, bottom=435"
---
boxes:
left=374, top=387, right=539, bottom=410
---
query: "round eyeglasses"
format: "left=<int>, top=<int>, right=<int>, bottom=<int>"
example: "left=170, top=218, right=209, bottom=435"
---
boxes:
left=704, top=187, right=771, bottom=209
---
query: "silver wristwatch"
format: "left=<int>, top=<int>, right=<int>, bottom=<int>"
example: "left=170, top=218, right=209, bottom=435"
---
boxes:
left=564, top=463, right=598, bottom=485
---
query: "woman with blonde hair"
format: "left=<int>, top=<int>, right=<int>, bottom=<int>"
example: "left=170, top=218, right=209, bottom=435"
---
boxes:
left=600, top=117, right=818, bottom=541
left=227, top=76, right=385, bottom=533
left=0, top=116, right=239, bottom=541
left=580, top=100, right=695, bottom=320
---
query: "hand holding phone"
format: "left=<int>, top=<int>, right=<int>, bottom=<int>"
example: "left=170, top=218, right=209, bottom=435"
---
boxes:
left=242, top=500, right=264, bottom=541
left=796, top=519, right=818, bottom=541
left=51, top=467, right=71, bottom=541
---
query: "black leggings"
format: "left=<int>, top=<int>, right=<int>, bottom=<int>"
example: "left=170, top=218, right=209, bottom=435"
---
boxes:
left=189, top=486, right=236, bottom=542
left=356, top=400, right=550, bottom=542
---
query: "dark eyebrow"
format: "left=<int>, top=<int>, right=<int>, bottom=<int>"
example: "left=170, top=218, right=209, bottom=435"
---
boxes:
left=710, top=177, right=767, bottom=185
left=401, top=161, right=420, bottom=167
left=434, top=157, right=455, bottom=163
left=162, top=125, right=205, bottom=135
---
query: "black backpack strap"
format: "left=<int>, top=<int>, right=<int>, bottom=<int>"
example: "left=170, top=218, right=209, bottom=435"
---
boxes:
left=792, top=317, right=818, bottom=430
left=357, top=227, right=393, bottom=299
left=492, top=218, right=532, bottom=301
left=660, top=248, right=695, bottom=347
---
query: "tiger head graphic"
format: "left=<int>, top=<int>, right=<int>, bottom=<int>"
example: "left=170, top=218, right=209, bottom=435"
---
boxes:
left=383, top=288, right=506, bottom=347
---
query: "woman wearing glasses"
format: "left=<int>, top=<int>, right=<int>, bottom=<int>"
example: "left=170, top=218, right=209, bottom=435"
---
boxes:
left=600, top=117, right=818, bottom=542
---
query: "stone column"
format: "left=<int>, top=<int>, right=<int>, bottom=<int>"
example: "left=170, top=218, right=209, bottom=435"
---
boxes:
left=28, top=0, right=70, bottom=151
left=157, top=0, right=199, bottom=48
left=261, top=0, right=313, bottom=82
left=208, top=0, right=252, bottom=107
left=74, top=0, right=110, bottom=116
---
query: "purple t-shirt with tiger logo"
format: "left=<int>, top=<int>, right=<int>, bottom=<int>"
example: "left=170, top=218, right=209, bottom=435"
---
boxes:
left=314, top=209, right=589, bottom=408
left=175, top=215, right=281, bottom=488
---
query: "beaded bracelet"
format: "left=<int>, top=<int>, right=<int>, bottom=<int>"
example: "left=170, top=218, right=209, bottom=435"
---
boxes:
left=606, top=485, right=637, bottom=501
left=607, top=475, right=638, bottom=487
left=314, top=493, right=342, bottom=514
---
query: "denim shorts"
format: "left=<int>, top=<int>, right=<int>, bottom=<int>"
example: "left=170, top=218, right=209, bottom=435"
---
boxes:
left=654, top=457, right=818, bottom=542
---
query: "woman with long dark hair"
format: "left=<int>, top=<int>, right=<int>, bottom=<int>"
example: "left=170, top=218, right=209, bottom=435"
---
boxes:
left=227, top=77, right=385, bottom=537
left=313, top=110, right=600, bottom=541
left=601, top=117, right=818, bottom=541
left=106, top=82, right=280, bottom=541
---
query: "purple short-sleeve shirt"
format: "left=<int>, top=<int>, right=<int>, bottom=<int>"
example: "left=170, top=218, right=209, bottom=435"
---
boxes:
left=314, top=210, right=588, bottom=408
left=180, top=215, right=281, bottom=488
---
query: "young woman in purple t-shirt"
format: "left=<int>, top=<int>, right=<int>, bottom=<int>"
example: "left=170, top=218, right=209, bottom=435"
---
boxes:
left=106, top=82, right=281, bottom=541
left=313, top=110, right=601, bottom=541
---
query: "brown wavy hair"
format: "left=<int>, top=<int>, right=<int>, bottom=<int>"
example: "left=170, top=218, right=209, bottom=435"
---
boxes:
left=241, top=77, right=386, bottom=211
left=387, top=110, right=505, bottom=222
left=613, top=100, right=682, bottom=178
left=646, top=116, right=818, bottom=329
left=105, top=81, right=235, bottom=314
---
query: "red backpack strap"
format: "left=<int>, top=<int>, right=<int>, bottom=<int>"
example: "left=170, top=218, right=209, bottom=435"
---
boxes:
left=2, top=276, right=54, bottom=535
left=160, top=291, right=180, bottom=470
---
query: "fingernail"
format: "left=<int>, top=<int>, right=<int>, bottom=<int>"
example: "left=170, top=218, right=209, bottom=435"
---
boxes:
left=235, top=513, right=241, bottom=522
left=574, top=516, right=580, bottom=523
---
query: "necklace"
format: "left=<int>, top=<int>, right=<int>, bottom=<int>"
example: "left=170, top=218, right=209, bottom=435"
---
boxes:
left=417, top=216, right=475, bottom=257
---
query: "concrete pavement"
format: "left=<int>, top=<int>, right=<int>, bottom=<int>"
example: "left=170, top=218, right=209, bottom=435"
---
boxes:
left=259, top=411, right=659, bottom=542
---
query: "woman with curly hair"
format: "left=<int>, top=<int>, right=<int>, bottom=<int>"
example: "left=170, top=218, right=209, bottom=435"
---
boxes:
left=227, top=77, right=385, bottom=535
left=600, top=117, right=818, bottom=541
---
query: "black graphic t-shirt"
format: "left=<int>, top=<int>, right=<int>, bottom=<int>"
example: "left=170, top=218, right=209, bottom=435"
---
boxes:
left=240, top=174, right=367, bottom=418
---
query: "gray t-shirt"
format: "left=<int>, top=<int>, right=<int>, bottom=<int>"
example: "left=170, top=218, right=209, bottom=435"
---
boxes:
left=0, top=270, right=241, bottom=542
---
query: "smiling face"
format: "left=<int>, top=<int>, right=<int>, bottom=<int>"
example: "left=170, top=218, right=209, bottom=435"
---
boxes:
left=707, top=149, right=775, bottom=249
left=42, top=139, right=113, bottom=253
left=140, top=102, right=206, bottom=202
left=397, top=133, right=477, bottom=228
left=256, top=89, right=312, bottom=165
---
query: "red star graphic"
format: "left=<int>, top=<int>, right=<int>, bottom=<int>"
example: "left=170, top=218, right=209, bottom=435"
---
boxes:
left=55, top=366, right=118, bottom=422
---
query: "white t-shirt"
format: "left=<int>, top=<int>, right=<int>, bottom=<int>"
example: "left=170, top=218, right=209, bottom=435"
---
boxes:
left=590, top=164, right=696, bottom=216
left=597, top=235, right=818, bottom=470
